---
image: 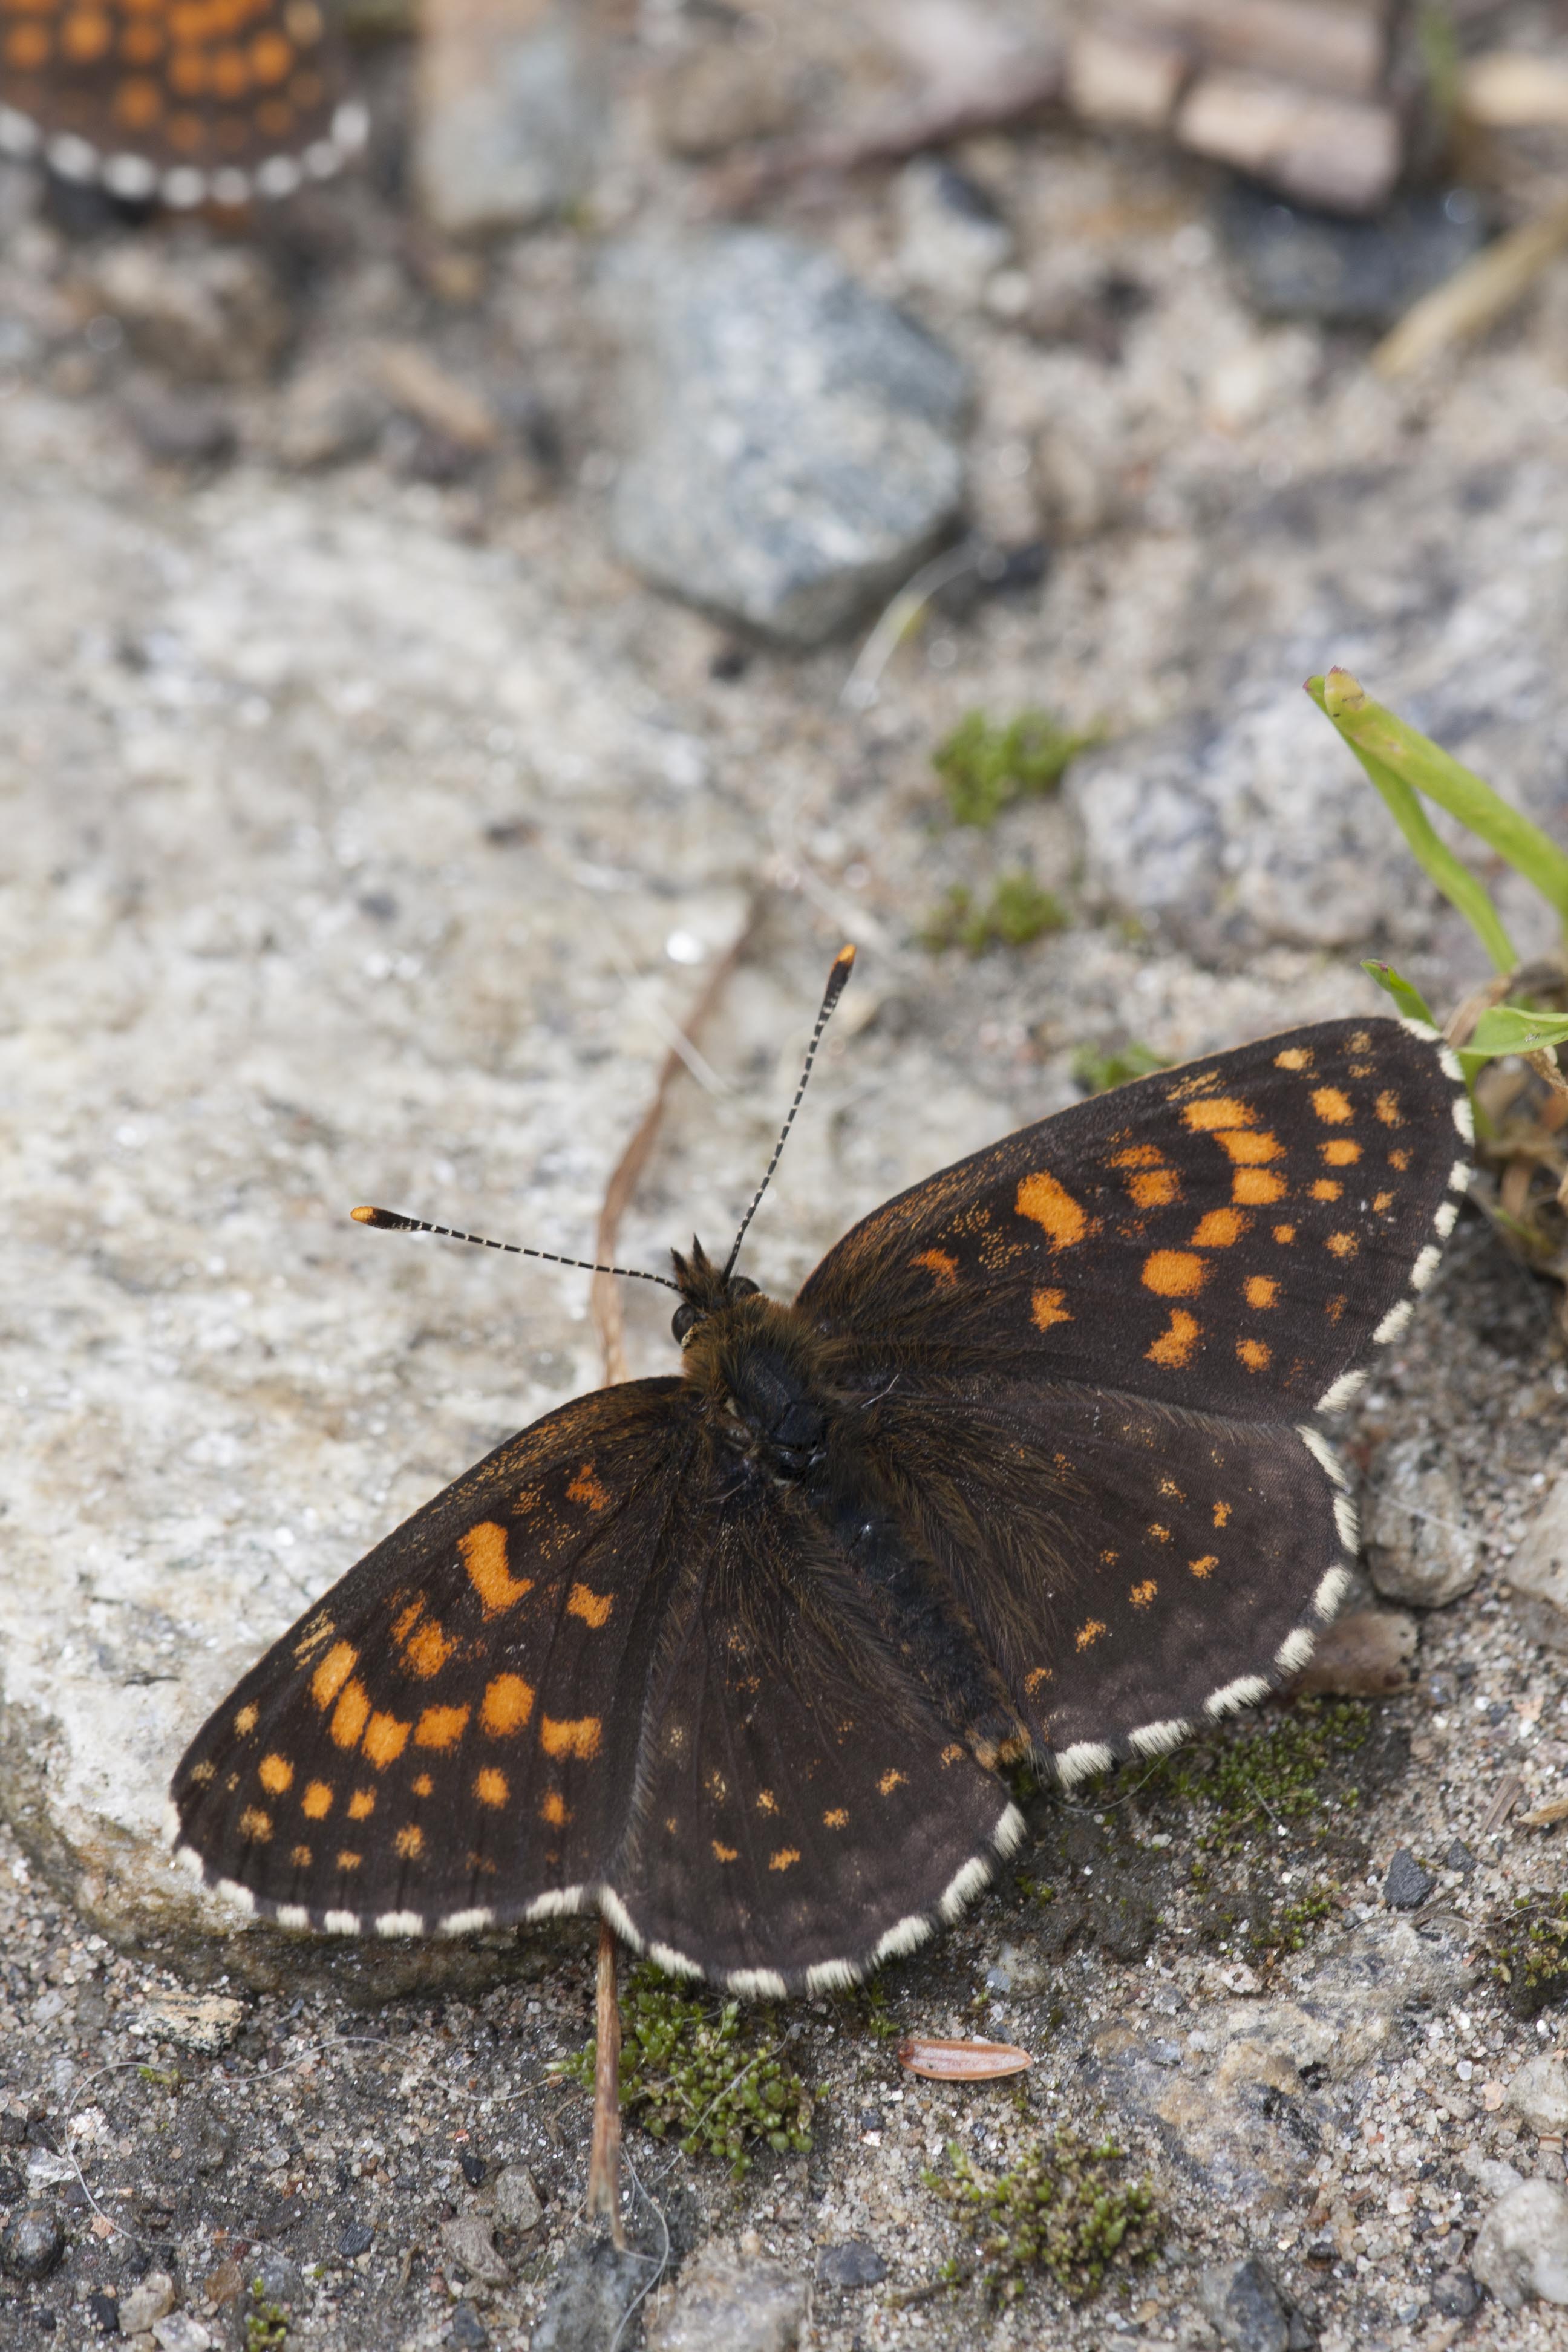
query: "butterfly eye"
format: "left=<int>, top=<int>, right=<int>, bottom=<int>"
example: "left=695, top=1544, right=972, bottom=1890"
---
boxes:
left=671, top=1302, right=702, bottom=1344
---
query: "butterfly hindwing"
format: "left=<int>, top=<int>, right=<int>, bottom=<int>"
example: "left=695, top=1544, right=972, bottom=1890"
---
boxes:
left=800, top=1018, right=1470, bottom=1421
left=0, top=0, right=364, bottom=205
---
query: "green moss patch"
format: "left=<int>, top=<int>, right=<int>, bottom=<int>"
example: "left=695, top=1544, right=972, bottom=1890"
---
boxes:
left=927, top=2128, right=1160, bottom=2302
left=920, top=872, right=1065, bottom=955
left=932, top=709, right=1098, bottom=828
left=560, top=1965, right=812, bottom=2175
left=1135, top=1698, right=1372, bottom=1858
left=1491, top=1892, right=1568, bottom=2018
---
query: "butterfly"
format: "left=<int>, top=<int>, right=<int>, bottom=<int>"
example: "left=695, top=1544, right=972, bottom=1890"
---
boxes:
left=171, top=948, right=1472, bottom=1998
left=0, top=0, right=364, bottom=207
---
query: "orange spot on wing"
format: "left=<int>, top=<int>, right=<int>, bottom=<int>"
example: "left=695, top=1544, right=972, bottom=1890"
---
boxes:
left=567, top=1463, right=611, bottom=1512
left=362, top=1712, right=411, bottom=1768
left=415, top=1705, right=469, bottom=1750
left=1182, top=1096, right=1256, bottom=1131
left=1030, top=1287, right=1072, bottom=1331
left=1128, top=1167, right=1180, bottom=1208
left=234, top=1702, right=260, bottom=1737
left=1129, top=1579, right=1157, bottom=1608
left=1142, top=1249, right=1207, bottom=1298
left=540, top=1791, right=568, bottom=1825
left=1236, top=1337, right=1271, bottom=1371
left=1148, top=1522, right=1171, bottom=1543
left=1273, top=1223, right=1296, bottom=1243
left=1215, top=1128, right=1283, bottom=1165
left=769, top=1848, right=800, bottom=1871
left=566, top=1583, right=613, bottom=1628
left=1273, top=1047, right=1311, bottom=1070
left=1213, top=1501, right=1230, bottom=1526
left=290, top=1844, right=312, bottom=1869
left=756, top=1789, right=777, bottom=1812
left=411, top=1774, right=433, bottom=1798
left=1388, top=1147, right=1411, bottom=1171
left=879, top=1769, right=907, bottom=1795
left=302, top=1780, right=333, bottom=1820
left=330, top=1679, right=371, bottom=1752
left=311, top=1642, right=358, bottom=1712
left=460, top=1521, right=533, bottom=1615
left=238, top=1806, right=272, bottom=1841
left=348, top=1788, right=375, bottom=1820
left=1312, top=1086, right=1353, bottom=1123
left=1189, top=1555, right=1218, bottom=1578
left=1325, top=1232, right=1357, bottom=1258
left=913, top=1248, right=959, bottom=1289
left=941, top=1742, right=967, bottom=1762
left=1245, top=1275, right=1279, bottom=1308
left=403, top=1621, right=455, bottom=1679
left=1024, top=1667, right=1051, bottom=1696
left=1310, top=1179, right=1342, bottom=1201
left=1016, top=1169, right=1089, bottom=1248
left=1233, top=1169, right=1286, bottom=1205
left=474, top=1768, right=508, bottom=1808
left=1191, top=1208, right=1247, bottom=1247
left=1376, top=1091, right=1403, bottom=1126
left=336, top=1851, right=362, bottom=1873
left=258, top=1754, right=293, bottom=1795
left=823, top=1807, right=849, bottom=1828
left=395, top=1824, right=425, bottom=1860
left=1146, top=1309, right=1200, bottom=1368
left=480, top=1674, right=535, bottom=1736
left=1322, top=1139, right=1361, bottom=1166
left=540, top=1716, right=601, bottom=1760
left=713, top=1841, right=738, bottom=1863
left=1076, top=1619, right=1107, bottom=1650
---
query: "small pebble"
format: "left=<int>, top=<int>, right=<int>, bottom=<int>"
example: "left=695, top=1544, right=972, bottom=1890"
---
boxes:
left=1383, top=1847, right=1436, bottom=1910
left=815, top=2241, right=887, bottom=2289
left=0, top=2206, right=65, bottom=2281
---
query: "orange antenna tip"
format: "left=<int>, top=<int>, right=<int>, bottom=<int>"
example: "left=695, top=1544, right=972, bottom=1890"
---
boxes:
left=350, top=1205, right=377, bottom=1223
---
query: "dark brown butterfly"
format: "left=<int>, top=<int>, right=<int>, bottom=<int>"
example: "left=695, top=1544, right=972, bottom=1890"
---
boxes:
left=0, top=0, right=364, bottom=207
left=171, top=949, right=1472, bottom=1997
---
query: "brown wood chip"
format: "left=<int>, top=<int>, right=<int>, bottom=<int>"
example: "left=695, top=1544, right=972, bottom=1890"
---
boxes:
left=1518, top=1795, right=1568, bottom=1830
left=897, top=2035, right=1033, bottom=2080
left=1480, top=1772, right=1526, bottom=1836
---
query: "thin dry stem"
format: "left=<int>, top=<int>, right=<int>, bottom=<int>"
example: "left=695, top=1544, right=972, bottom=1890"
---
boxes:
left=586, top=1918, right=626, bottom=2247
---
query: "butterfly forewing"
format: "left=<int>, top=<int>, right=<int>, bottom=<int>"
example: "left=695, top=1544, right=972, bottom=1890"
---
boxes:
left=800, top=1018, right=1469, bottom=1421
left=0, top=0, right=364, bottom=205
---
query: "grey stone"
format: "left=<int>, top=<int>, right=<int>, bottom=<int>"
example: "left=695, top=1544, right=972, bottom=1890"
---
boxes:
left=0, top=2204, right=64, bottom=2280
left=1064, top=462, right=1568, bottom=978
left=337, top=2220, right=374, bottom=2259
left=249, top=2251, right=305, bottom=2308
left=416, top=1, right=605, bottom=238
left=1149, top=2037, right=1184, bottom=2067
left=129, top=1991, right=244, bottom=2053
left=1198, top=2256, right=1295, bottom=2351
left=121, top=385, right=237, bottom=469
left=650, top=40, right=800, bottom=160
left=895, top=159, right=1014, bottom=307
left=1430, top=2269, right=1481, bottom=2317
left=606, top=229, right=969, bottom=646
left=1291, top=1608, right=1416, bottom=1697
left=151, top=2318, right=212, bottom=2352
left=272, top=362, right=390, bottom=472
left=815, top=2239, right=886, bottom=2288
left=448, top=2302, right=489, bottom=2348
left=1383, top=1849, right=1436, bottom=1911
left=1508, top=2054, right=1568, bottom=2134
left=440, top=2214, right=511, bottom=2288
left=531, top=2237, right=650, bottom=2352
left=81, top=240, right=290, bottom=384
left=1472, top=2178, right=1568, bottom=2308
left=1509, top=1469, right=1568, bottom=1628
left=1364, top=1437, right=1477, bottom=1607
left=1221, top=181, right=1489, bottom=327
left=118, top=2272, right=177, bottom=2333
left=492, top=2163, right=543, bottom=2231
left=645, top=2244, right=808, bottom=2352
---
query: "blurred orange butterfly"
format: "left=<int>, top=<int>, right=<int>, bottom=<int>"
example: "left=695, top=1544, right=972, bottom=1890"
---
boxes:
left=0, top=0, right=364, bottom=206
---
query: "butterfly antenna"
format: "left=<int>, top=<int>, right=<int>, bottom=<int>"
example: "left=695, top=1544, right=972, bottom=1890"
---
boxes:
left=350, top=1206, right=680, bottom=1291
left=723, top=943, right=855, bottom=1279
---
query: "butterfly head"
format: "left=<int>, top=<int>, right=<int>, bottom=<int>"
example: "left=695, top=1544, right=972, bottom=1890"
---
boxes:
left=669, top=1236, right=760, bottom=1345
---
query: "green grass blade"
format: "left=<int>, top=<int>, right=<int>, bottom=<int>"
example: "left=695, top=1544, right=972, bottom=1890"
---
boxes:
left=1307, top=675, right=1520, bottom=972
left=1361, top=959, right=1437, bottom=1026
left=1466, top=1005, right=1568, bottom=1058
left=1316, top=669, right=1568, bottom=930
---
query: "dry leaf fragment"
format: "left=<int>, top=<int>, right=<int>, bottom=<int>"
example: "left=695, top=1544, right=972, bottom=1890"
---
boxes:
left=897, top=2035, right=1033, bottom=2080
left=1518, top=1795, right=1568, bottom=1830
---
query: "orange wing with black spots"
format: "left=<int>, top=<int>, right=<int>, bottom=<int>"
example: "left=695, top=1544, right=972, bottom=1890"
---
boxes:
left=0, top=0, right=364, bottom=206
left=171, top=1374, right=1020, bottom=1991
left=799, top=1017, right=1470, bottom=1422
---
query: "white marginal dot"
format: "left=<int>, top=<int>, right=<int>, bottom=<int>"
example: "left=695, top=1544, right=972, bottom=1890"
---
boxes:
left=1437, top=1044, right=1463, bottom=1084
left=727, top=1968, right=788, bottom=2000
left=1297, top=1425, right=1348, bottom=1488
left=376, top=1910, right=422, bottom=1938
left=1276, top=1628, right=1316, bottom=1676
left=525, top=1886, right=586, bottom=1922
left=1204, top=1674, right=1269, bottom=1721
left=1129, top=1717, right=1189, bottom=1758
left=256, top=155, right=304, bottom=198
left=332, top=97, right=370, bottom=150
left=1410, top=1244, right=1442, bottom=1292
left=162, top=1800, right=183, bottom=1849
left=648, top=1943, right=702, bottom=1981
left=1449, top=1160, right=1473, bottom=1194
left=1373, top=1298, right=1415, bottom=1345
left=806, top=1958, right=863, bottom=1995
left=215, top=1877, right=256, bottom=1916
left=992, top=1802, right=1028, bottom=1859
left=598, top=1890, right=644, bottom=1952
left=275, top=1904, right=310, bottom=1931
left=322, top=1909, right=359, bottom=1935
left=1334, top=1492, right=1361, bottom=1552
left=1397, top=1016, right=1440, bottom=1044
left=439, top=1907, right=494, bottom=1936
left=1452, top=1094, right=1475, bottom=1142
left=45, top=131, right=98, bottom=181
left=161, top=165, right=207, bottom=209
left=1315, top=1564, right=1351, bottom=1621
left=872, top=1915, right=933, bottom=1965
left=302, top=136, right=341, bottom=180
left=1315, top=1368, right=1367, bottom=1414
left=0, top=105, right=41, bottom=157
left=174, top=1841, right=204, bottom=1881
left=103, top=152, right=157, bottom=198
left=1056, top=1740, right=1114, bottom=1787
left=938, top=1856, right=992, bottom=1924
left=1434, top=1200, right=1459, bottom=1239
left=211, top=168, right=251, bottom=207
